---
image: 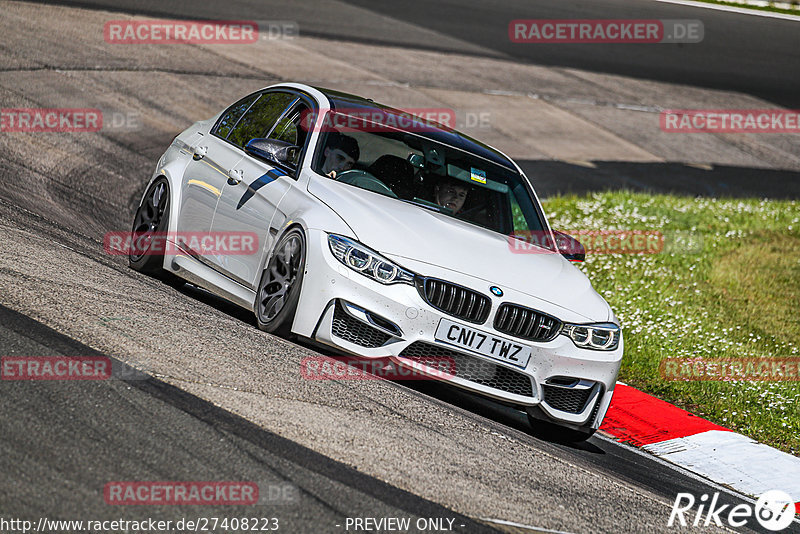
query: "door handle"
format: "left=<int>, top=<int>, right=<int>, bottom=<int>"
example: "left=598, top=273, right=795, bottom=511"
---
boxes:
left=192, top=145, right=208, bottom=160
left=227, top=168, right=244, bottom=185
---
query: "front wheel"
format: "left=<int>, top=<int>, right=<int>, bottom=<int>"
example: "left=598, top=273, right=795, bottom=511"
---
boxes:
left=255, top=228, right=306, bottom=337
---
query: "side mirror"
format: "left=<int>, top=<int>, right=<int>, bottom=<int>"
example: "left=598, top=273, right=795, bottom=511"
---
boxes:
left=244, top=138, right=299, bottom=168
left=553, top=230, right=585, bottom=263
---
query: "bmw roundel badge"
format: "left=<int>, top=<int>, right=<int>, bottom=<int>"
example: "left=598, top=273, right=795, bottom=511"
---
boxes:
left=490, top=286, right=503, bottom=297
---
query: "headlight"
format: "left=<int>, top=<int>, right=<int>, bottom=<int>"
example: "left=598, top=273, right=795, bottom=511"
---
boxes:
left=328, top=234, right=415, bottom=285
left=561, top=322, right=620, bottom=351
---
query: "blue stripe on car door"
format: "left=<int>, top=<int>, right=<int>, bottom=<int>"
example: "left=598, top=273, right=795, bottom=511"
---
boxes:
left=236, top=168, right=287, bottom=210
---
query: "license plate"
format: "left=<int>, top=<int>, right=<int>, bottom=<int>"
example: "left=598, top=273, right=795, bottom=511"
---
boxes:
left=434, top=318, right=531, bottom=368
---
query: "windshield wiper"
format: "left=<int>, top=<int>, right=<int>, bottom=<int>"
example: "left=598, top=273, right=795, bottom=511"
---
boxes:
left=399, top=198, right=453, bottom=215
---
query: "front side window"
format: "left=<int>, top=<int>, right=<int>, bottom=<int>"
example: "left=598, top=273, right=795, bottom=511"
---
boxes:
left=312, top=111, right=545, bottom=236
left=268, top=103, right=311, bottom=169
left=269, top=103, right=309, bottom=147
left=228, top=92, right=297, bottom=148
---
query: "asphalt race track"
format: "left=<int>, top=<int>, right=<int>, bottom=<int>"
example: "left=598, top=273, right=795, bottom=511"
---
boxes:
left=0, top=305, right=499, bottom=533
left=26, top=0, right=800, bottom=107
left=1, top=0, right=799, bottom=532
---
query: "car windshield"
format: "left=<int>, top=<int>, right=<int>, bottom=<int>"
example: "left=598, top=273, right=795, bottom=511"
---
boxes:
left=312, top=110, right=546, bottom=236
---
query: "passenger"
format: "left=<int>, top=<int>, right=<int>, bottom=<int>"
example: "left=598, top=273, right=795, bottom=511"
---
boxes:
left=321, top=132, right=360, bottom=179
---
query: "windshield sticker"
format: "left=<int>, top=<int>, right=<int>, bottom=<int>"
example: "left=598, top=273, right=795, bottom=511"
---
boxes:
left=470, top=167, right=487, bottom=184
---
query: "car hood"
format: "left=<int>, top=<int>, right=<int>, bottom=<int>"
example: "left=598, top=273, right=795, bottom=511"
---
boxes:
left=308, top=176, right=611, bottom=322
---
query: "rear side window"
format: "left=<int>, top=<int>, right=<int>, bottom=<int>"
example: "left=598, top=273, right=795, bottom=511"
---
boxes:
left=228, top=92, right=297, bottom=149
left=212, top=93, right=259, bottom=139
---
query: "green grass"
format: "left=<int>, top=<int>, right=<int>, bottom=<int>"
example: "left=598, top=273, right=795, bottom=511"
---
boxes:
left=690, top=0, right=800, bottom=15
left=541, top=192, right=800, bottom=454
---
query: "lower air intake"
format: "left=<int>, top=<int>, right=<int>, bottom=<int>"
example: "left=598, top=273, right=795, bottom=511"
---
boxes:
left=399, top=342, right=534, bottom=398
left=331, top=302, right=391, bottom=348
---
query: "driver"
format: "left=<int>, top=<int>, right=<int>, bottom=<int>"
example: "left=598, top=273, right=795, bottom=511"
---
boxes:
left=434, top=177, right=469, bottom=214
left=321, top=132, right=360, bottom=179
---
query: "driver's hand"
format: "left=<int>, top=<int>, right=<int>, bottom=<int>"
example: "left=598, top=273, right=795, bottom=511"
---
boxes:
left=326, top=170, right=337, bottom=179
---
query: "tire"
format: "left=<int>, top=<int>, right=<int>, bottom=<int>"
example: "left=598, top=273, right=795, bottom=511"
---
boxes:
left=129, top=178, right=171, bottom=275
left=255, top=228, right=306, bottom=337
left=526, top=414, right=596, bottom=443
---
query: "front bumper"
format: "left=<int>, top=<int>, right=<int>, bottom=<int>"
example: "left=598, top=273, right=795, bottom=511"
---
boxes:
left=293, top=229, right=623, bottom=429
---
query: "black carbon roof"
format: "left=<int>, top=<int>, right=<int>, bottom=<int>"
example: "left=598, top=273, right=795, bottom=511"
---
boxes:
left=314, top=87, right=516, bottom=171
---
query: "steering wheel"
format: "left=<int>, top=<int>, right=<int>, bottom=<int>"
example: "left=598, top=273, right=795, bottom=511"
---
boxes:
left=336, top=170, right=398, bottom=198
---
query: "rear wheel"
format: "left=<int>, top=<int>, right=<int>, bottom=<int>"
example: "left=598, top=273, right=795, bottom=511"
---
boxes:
left=129, top=178, right=171, bottom=275
left=255, top=228, right=306, bottom=337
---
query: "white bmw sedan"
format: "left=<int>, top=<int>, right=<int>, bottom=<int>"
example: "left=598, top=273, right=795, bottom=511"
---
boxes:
left=130, top=82, right=623, bottom=441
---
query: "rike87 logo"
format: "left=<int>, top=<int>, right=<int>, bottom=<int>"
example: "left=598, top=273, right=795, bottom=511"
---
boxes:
left=669, top=490, right=796, bottom=531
